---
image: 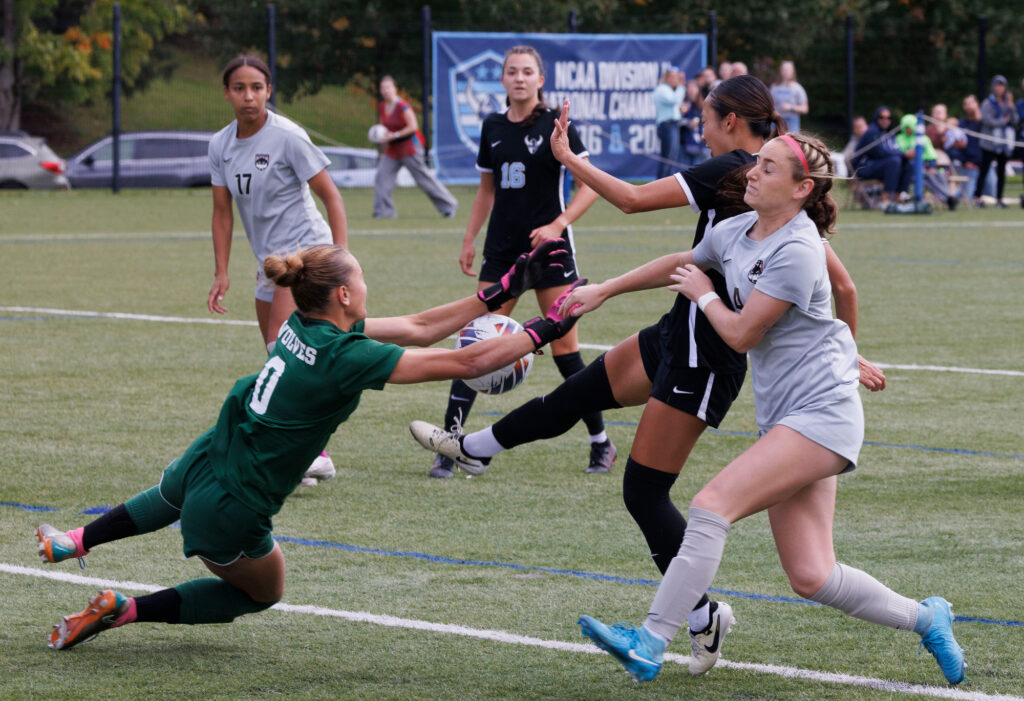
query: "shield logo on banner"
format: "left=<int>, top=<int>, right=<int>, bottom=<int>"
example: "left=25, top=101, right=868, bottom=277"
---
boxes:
left=448, top=50, right=507, bottom=152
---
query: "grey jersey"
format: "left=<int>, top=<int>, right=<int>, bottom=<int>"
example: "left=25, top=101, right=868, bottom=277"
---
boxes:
left=692, top=210, right=859, bottom=431
left=209, top=111, right=332, bottom=262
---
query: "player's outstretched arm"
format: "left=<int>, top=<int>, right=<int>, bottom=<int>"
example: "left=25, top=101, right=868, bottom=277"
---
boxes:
left=364, top=241, right=570, bottom=346
left=559, top=250, right=697, bottom=318
left=551, top=99, right=689, bottom=214
left=386, top=281, right=585, bottom=385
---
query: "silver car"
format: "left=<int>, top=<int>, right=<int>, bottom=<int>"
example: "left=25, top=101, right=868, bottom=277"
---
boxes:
left=67, top=131, right=214, bottom=188
left=321, top=145, right=414, bottom=188
left=0, top=131, right=70, bottom=189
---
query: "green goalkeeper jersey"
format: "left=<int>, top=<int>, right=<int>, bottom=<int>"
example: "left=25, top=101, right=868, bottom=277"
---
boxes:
left=204, top=312, right=404, bottom=516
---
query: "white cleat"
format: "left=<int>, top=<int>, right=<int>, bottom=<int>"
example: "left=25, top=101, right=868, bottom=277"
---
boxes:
left=688, top=601, right=735, bottom=675
left=302, top=451, right=336, bottom=486
left=408, top=421, right=489, bottom=475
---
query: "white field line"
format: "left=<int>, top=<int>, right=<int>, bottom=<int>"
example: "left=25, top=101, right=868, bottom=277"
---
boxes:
left=4, top=219, right=1024, bottom=241
left=3, top=563, right=1016, bottom=701
left=4, top=306, right=1022, bottom=378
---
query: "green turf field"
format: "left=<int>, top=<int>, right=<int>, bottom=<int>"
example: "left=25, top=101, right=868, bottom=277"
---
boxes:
left=1, top=187, right=1022, bottom=700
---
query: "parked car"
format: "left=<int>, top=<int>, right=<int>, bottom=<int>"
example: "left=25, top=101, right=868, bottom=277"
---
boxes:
left=0, top=131, right=70, bottom=190
left=66, top=131, right=213, bottom=188
left=321, top=145, right=414, bottom=188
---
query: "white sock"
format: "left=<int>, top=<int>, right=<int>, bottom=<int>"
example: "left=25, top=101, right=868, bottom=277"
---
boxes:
left=809, top=562, right=919, bottom=631
left=687, top=600, right=712, bottom=632
left=589, top=431, right=608, bottom=444
left=462, top=427, right=505, bottom=459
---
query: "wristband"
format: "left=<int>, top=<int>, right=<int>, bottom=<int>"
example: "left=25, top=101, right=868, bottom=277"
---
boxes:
left=696, top=291, right=719, bottom=313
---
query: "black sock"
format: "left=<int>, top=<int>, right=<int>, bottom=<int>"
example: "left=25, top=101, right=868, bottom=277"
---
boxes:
left=621, top=457, right=710, bottom=611
left=133, top=587, right=182, bottom=624
left=443, top=380, right=477, bottom=433
left=553, top=351, right=605, bottom=437
left=81, top=504, right=139, bottom=551
left=493, top=354, right=620, bottom=449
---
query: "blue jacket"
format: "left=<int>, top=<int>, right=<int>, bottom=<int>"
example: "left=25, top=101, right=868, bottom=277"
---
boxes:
left=853, top=107, right=902, bottom=169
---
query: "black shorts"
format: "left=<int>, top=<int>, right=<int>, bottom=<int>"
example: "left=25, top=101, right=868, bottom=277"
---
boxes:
left=637, top=323, right=744, bottom=428
left=480, top=239, right=579, bottom=290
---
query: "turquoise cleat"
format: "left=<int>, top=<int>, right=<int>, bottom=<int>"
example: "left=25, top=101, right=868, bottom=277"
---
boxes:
left=578, top=615, right=665, bottom=682
left=919, top=596, right=966, bottom=684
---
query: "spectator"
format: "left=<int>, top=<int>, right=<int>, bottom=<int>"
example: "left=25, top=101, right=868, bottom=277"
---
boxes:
left=1015, top=78, right=1024, bottom=162
left=771, top=60, right=808, bottom=133
left=679, top=79, right=707, bottom=167
left=718, top=62, right=733, bottom=82
left=652, top=66, right=685, bottom=179
left=974, top=75, right=1018, bottom=208
left=943, top=117, right=968, bottom=164
left=959, top=95, right=996, bottom=202
left=373, top=75, right=458, bottom=219
left=852, top=107, right=904, bottom=208
left=698, top=66, right=718, bottom=98
left=840, top=116, right=868, bottom=174
left=895, top=113, right=957, bottom=210
left=924, top=104, right=952, bottom=167
left=731, top=61, right=748, bottom=76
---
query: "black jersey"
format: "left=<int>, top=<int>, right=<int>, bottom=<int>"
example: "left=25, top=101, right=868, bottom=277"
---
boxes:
left=476, top=109, right=587, bottom=261
left=659, top=149, right=755, bottom=375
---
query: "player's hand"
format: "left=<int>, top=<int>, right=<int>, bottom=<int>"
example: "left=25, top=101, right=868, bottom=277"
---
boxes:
left=208, top=273, right=230, bottom=314
left=459, top=239, right=477, bottom=277
left=858, top=355, right=887, bottom=391
left=550, top=99, right=573, bottom=164
left=478, top=239, right=570, bottom=311
left=558, top=281, right=606, bottom=318
left=524, top=278, right=587, bottom=350
left=667, top=264, right=713, bottom=302
left=528, top=220, right=565, bottom=248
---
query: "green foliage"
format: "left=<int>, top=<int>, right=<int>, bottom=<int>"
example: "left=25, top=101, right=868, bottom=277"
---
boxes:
left=1, top=0, right=191, bottom=125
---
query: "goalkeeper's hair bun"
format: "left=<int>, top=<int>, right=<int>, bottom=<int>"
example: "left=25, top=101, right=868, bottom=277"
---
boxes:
left=263, top=245, right=354, bottom=313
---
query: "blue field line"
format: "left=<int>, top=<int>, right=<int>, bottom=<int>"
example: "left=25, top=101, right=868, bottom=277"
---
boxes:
left=0, top=501, right=58, bottom=512
left=5, top=500, right=1021, bottom=629
left=482, top=413, right=1024, bottom=460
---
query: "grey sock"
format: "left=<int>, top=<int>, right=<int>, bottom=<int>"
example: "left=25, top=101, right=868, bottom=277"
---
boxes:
left=644, top=507, right=730, bottom=642
left=809, top=562, right=918, bottom=631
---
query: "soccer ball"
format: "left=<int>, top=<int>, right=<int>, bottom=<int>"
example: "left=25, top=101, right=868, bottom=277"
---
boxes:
left=455, top=314, right=533, bottom=395
left=367, top=124, right=390, bottom=144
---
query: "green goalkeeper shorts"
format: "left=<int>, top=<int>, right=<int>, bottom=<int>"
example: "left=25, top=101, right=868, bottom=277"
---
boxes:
left=159, top=436, right=275, bottom=566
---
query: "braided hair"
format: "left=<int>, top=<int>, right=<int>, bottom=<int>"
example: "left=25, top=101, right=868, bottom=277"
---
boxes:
left=778, top=133, right=839, bottom=236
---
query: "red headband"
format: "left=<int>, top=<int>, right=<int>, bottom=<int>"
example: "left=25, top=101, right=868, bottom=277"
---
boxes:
left=779, top=134, right=809, bottom=173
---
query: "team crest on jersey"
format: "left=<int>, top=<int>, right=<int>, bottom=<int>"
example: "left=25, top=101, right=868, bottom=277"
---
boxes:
left=747, top=259, right=764, bottom=283
left=254, top=153, right=270, bottom=171
left=448, top=50, right=506, bottom=151
left=524, top=134, right=544, bottom=154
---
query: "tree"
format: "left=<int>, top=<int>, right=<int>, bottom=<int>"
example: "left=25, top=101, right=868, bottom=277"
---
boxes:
left=0, top=0, right=191, bottom=131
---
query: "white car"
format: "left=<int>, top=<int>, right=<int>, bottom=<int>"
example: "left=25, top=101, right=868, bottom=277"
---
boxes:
left=320, top=145, right=414, bottom=188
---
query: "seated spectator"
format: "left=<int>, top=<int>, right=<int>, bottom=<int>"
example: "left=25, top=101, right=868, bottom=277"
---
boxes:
left=943, top=117, right=968, bottom=164
left=852, top=107, right=904, bottom=208
left=718, top=61, right=733, bottom=82
left=924, top=104, right=952, bottom=167
left=841, top=116, right=868, bottom=173
left=895, top=113, right=957, bottom=210
left=731, top=61, right=748, bottom=76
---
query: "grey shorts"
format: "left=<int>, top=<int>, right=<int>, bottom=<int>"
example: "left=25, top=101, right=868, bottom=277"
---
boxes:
left=769, top=391, right=864, bottom=473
